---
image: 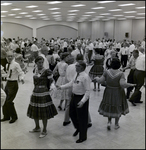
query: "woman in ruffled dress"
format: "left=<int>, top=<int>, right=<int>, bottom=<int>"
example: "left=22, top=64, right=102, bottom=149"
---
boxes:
left=93, top=57, right=136, bottom=130
left=27, top=56, right=58, bottom=138
left=89, top=48, right=104, bottom=91
left=53, top=52, right=69, bottom=111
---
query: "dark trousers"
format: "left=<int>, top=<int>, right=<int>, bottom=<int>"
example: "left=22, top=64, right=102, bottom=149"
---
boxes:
left=121, top=55, right=128, bottom=68
left=69, top=94, right=89, bottom=140
left=133, top=69, right=145, bottom=91
left=130, top=69, right=145, bottom=102
left=2, top=81, right=18, bottom=120
left=88, top=50, right=93, bottom=64
left=127, top=69, right=135, bottom=98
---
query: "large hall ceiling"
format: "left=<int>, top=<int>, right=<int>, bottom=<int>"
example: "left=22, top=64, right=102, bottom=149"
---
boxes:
left=1, top=1, right=145, bottom=22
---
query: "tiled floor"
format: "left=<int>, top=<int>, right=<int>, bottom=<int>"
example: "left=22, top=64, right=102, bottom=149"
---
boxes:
left=1, top=63, right=145, bottom=149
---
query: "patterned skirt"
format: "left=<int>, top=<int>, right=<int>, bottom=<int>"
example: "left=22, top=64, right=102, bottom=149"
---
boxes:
left=27, top=88, right=58, bottom=120
left=89, top=65, right=104, bottom=81
left=98, top=86, right=129, bottom=118
left=54, top=76, right=69, bottom=100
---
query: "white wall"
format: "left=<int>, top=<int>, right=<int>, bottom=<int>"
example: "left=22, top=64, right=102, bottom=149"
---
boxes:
left=1, top=18, right=145, bottom=42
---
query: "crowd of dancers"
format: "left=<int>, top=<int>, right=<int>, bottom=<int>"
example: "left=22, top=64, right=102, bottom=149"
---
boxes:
left=1, top=36, right=145, bottom=143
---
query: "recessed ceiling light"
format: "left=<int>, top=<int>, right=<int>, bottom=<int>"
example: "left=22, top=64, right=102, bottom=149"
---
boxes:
left=53, top=15, right=61, bottom=17
left=30, top=17, right=37, bottom=19
left=68, top=13, right=77, bottom=15
left=47, top=1, right=62, bottom=4
left=109, top=9, right=122, bottom=11
left=25, top=15, right=33, bottom=17
left=37, top=14, right=46, bottom=16
left=68, top=10, right=79, bottom=12
left=32, top=10, right=43, bottom=12
left=91, top=7, right=105, bottom=9
left=40, top=16, right=48, bottom=18
left=135, top=7, right=145, bottom=9
left=96, top=16, right=104, bottom=18
left=100, top=13, right=111, bottom=15
left=125, top=16, right=135, bottom=18
left=43, top=18, right=50, bottom=20
left=85, top=12, right=96, bottom=14
left=98, top=1, right=115, bottom=4
left=8, top=14, right=16, bottom=16
left=1, top=11, right=8, bottom=13
left=19, top=12, right=28, bottom=14
left=102, top=19, right=110, bottom=21
left=113, top=15, right=124, bottom=16
left=124, top=11, right=136, bottom=13
left=135, top=17, right=145, bottom=19
left=82, top=15, right=91, bottom=17
left=15, top=16, right=22, bottom=18
left=118, top=3, right=135, bottom=7
left=1, top=3, right=12, bottom=6
left=71, top=4, right=86, bottom=7
left=48, top=8, right=60, bottom=10
left=26, top=5, right=38, bottom=8
left=51, top=12, right=61, bottom=14
left=1, top=15, right=6, bottom=17
left=11, top=8, right=22, bottom=11
left=137, top=13, right=145, bottom=15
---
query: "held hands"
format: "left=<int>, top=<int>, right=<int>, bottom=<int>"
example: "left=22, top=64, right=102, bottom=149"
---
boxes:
left=21, top=79, right=25, bottom=84
left=56, top=85, right=61, bottom=90
left=93, top=77, right=99, bottom=83
left=77, top=101, right=84, bottom=108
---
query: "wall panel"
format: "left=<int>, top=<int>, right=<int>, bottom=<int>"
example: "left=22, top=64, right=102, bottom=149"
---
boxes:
left=37, top=24, right=78, bottom=41
left=1, top=22, right=33, bottom=39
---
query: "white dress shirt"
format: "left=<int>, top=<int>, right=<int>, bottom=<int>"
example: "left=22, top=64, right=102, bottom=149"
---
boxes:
left=31, top=44, right=39, bottom=52
left=119, top=47, right=129, bottom=55
left=129, top=44, right=135, bottom=53
left=6, top=59, right=24, bottom=81
left=61, top=71, right=90, bottom=103
left=135, top=53, right=145, bottom=71
left=71, top=48, right=84, bottom=60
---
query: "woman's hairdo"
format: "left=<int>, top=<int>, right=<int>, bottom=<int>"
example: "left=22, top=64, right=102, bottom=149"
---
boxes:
left=110, top=57, right=121, bottom=69
left=35, top=56, right=44, bottom=63
left=77, top=60, right=86, bottom=70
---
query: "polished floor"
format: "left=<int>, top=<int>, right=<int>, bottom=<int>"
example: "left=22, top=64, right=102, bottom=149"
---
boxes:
left=1, top=63, right=145, bottom=149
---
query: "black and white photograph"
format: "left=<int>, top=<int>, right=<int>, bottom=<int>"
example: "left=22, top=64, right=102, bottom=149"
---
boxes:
left=1, top=1, right=145, bottom=149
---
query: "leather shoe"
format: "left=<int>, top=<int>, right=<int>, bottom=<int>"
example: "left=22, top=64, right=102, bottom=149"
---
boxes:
left=76, top=138, right=87, bottom=143
left=129, top=100, right=136, bottom=106
left=9, top=119, right=17, bottom=124
left=73, top=130, right=79, bottom=136
left=135, top=101, right=143, bottom=103
left=1, top=118, right=10, bottom=122
left=88, top=123, right=92, bottom=128
left=63, top=121, right=71, bottom=126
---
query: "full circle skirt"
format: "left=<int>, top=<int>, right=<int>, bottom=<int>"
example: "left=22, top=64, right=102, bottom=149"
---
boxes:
left=98, top=86, right=129, bottom=118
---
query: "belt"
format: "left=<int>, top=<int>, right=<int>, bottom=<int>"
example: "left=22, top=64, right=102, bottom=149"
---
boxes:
left=7, top=80, right=17, bottom=82
left=35, top=85, right=46, bottom=88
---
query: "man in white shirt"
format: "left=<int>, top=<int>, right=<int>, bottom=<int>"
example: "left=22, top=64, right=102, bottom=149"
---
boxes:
left=1, top=51, right=25, bottom=123
left=71, top=41, right=84, bottom=60
left=129, top=47, right=145, bottom=105
left=118, top=43, right=129, bottom=68
left=58, top=61, right=90, bottom=143
left=31, top=41, right=39, bottom=61
left=129, top=40, right=135, bottom=57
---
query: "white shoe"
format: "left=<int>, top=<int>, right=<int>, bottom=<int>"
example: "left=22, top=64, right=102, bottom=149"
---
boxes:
left=115, top=124, right=120, bottom=130
left=39, top=132, right=47, bottom=138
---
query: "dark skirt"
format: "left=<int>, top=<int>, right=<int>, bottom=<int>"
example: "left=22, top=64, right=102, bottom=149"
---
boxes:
left=27, top=90, right=58, bottom=120
left=89, top=65, right=103, bottom=81
left=98, top=86, right=129, bottom=118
